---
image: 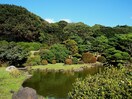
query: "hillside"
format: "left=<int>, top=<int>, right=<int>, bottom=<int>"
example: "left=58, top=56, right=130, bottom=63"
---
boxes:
left=0, top=4, right=132, bottom=66
left=0, top=4, right=49, bottom=41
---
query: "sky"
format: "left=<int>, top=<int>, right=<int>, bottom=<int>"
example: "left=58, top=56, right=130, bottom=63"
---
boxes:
left=0, top=0, right=132, bottom=26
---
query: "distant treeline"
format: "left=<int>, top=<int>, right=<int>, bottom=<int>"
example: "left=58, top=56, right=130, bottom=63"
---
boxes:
left=0, top=4, right=132, bottom=66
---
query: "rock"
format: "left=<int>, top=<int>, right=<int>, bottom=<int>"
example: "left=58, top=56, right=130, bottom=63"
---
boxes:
left=12, top=87, right=38, bottom=99
left=6, top=66, right=17, bottom=72
left=73, top=68, right=83, bottom=72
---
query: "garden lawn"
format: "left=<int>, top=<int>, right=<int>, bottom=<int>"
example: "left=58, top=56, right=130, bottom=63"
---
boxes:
left=0, top=67, right=26, bottom=99
left=32, top=63, right=93, bottom=70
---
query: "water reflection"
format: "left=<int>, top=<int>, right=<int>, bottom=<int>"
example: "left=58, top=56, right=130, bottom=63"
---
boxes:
left=23, top=66, right=103, bottom=99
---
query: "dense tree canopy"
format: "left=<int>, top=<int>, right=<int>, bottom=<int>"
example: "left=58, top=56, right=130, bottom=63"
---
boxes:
left=0, top=4, right=132, bottom=66
left=0, top=4, right=48, bottom=41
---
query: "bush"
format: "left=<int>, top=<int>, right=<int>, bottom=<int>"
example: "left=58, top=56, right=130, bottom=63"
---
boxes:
left=97, top=56, right=106, bottom=63
left=90, top=56, right=97, bottom=63
left=52, top=60, right=56, bottom=64
left=0, top=41, right=29, bottom=66
left=24, top=55, right=41, bottom=66
left=0, top=61, right=9, bottom=67
left=10, top=69, right=21, bottom=78
left=17, top=42, right=42, bottom=51
left=72, top=57, right=78, bottom=64
left=41, top=60, right=48, bottom=65
left=82, top=52, right=95, bottom=63
left=50, top=44, right=70, bottom=62
left=40, top=49, right=55, bottom=63
left=65, top=58, right=72, bottom=65
left=69, top=67, right=132, bottom=99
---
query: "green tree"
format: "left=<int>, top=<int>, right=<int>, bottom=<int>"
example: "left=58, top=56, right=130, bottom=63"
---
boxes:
left=0, top=41, right=28, bottom=66
left=40, top=49, right=55, bottom=63
left=63, top=22, right=92, bottom=40
left=91, top=35, right=109, bottom=53
left=105, top=48, right=130, bottom=65
left=50, top=44, right=70, bottom=62
left=64, top=39, right=78, bottom=54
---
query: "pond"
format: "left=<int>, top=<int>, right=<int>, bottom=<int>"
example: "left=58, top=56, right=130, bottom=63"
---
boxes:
left=23, top=66, right=103, bottom=99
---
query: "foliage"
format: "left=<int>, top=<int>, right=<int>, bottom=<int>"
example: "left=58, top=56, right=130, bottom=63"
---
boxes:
left=0, top=67, right=26, bottom=99
left=97, top=56, right=106, bottom=63
left=51, top=60, right=56, bottom=64
left=0, top=41, right=28, bottom=66
left=57, top=20, right=68, bottom=29
left=82, top=52, right=96, bottom=63
left=64, top=39, right=78, bottom=54
left=91, top=35, right=109, bottom=53
left=65, top=58, right=72, bottom=65
left=63, top=22, right=92, bottom=40
left=69, top=67, right=132, bottom=99
left=9, top=69, right=21, bottom=78
left=90, top=56, right=97, bottom=63
left=17, top=42, right=42, bottom=51
left=69, top=34, right=83, bottom=44
left=112, top=33, right=132, bottom=56
left=50, top=44, right=70, bottom=63
left=24, top=55, right=41, bottom=66
left=0, top=4, right=48, bottom=42
left=0, top=4, right=132, bottom=67
left=40, top=49, right=55, bottom=63
left=0, top=60, right=9, bottom=67
left=105, top=48, right=131, bottom=65
left=72, top=57, right=78, bottom=64
left=41, top=60, right=48, bottom=65
left=73, top=53, right=82, bottom=58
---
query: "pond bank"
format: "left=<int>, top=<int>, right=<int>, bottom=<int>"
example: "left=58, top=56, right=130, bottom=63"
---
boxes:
left=30, top=62, right=103, bottom=72
left=0, top=67, right=26, bottom=99
left=23, top=64, right=104, bottom=99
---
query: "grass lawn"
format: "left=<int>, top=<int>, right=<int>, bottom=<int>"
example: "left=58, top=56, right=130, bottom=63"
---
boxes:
left=0, top=67, right=26, bottom=99
left=32, top=63, right=93, bottom=70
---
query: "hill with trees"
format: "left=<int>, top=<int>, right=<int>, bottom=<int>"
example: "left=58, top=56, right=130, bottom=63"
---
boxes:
left=0, top=4, right=132, bottom=67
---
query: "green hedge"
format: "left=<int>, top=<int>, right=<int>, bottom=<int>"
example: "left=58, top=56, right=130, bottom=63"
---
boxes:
left=69, top=67, right=132, bottom=99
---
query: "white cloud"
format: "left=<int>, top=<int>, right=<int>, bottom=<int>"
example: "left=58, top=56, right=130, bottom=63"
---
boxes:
left=60, top=19, right=71, bottom=23
left=45, top=18, right=55, bottom=23
left=45, top=18, right=72, bottom=23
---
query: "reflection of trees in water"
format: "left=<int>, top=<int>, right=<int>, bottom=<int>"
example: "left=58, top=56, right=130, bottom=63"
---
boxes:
left=23, top=66, right=103, bottom=98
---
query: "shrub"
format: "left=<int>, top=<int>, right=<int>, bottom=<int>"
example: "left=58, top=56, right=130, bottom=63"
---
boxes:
left=0, top=42, right=28, bottom=66
left=24, top=55, right=41, bottom=66
left=50, top=44, right=70, bottom=62
left=72, top=57, right=78, bottom=64
left=40, top=49, right=55, bottom=63
left=65, top=58, right=72, bottom=65
left=0, top=61, right=9, bottom=67
left=82, top=52, right=95, bottom=63
left=41, top=60, right=48, bottom=65
left=69, top=67, right=132, bottom=99
left=17, top=42, right=42, bottom=51
left=130, top=57, right=132, bottom=63
left=52, top=60, right=56, bottom=64
left=97, top=56, right=106, bottom=63
left=10, top=69, right=21, bottom=78
left=90, top=56, right=97, bottom=63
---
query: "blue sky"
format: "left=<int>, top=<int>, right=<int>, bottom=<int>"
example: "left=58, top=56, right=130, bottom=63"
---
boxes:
left=0, top=0, right=132, bottom=26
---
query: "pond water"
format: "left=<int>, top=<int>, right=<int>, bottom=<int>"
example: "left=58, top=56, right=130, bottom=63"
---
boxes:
left=23, top=66, right=103, bottom=99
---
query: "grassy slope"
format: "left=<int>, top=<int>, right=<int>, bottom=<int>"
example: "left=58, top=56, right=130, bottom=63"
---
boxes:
left=32, top=63, right=93, bottom=70
left=0, top=67, right=26, bottom=99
